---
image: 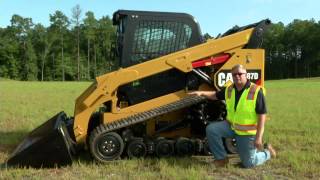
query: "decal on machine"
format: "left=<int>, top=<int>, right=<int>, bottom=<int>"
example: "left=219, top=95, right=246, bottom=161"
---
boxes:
left=215, top=69, right=262, bottom=89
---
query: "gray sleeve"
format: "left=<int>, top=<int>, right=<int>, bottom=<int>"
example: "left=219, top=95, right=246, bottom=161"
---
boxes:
left=255, top=89, right=267, bottom=114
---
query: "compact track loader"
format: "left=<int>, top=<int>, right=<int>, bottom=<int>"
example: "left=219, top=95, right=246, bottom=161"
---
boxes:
left=6, top=10, right=270, bottom=167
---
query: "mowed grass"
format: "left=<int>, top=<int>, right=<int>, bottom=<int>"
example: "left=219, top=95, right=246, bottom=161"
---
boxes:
left=1, top=78, right=320, bottom=179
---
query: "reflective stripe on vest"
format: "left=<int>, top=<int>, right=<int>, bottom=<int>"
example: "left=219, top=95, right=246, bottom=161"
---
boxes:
left=247, top=84, right=257, bottom=100
left=234, top=123, right=257, bottom=131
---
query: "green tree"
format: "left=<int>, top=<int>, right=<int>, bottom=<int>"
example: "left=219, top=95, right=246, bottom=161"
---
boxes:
left=263, top=22, right=285, bottom=79
left=96, top=16, right=117, bottom=75
left=10, top=14, right=37, bottom=80
left=32, top=24, right=55, bottom=81
left=203, top=33, right=213, bottom=40
left=83, top=11, right=98, bottom=79
left=71, top=4, right=82, bottom=81
left=0, top=28, right=19, bottom=79
left=49, top=11, right=70, bottom=81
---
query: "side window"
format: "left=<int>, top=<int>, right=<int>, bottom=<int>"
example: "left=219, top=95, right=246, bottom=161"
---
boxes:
left=131, top=20, right=192, bottom=63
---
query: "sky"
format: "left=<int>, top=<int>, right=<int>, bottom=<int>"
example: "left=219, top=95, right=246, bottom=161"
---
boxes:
left=0, top=0, right=319, bottom=37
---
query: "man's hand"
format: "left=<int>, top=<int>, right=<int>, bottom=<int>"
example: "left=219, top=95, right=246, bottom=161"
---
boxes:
left=254, top=137, right=263, bottom=150
left=187, top=91, right=217, bottom=100
left=187, top=91, right=202, bottom=96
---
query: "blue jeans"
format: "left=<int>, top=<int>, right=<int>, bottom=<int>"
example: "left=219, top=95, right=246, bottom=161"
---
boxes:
left=206, top=120, right=271, bottom=168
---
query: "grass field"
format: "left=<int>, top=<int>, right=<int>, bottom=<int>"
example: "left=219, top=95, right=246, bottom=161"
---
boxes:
left=1, top=78, right=320, bottom=179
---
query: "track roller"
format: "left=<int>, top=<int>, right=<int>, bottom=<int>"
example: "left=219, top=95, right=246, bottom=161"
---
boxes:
left=175, top=137, right=195, bottom=156
left=127, top=138, right=147, bottom=158
left=155, top=138, right=174, bottom=157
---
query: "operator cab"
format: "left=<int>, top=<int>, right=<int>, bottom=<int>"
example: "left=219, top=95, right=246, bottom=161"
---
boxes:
left=112, top=10, right=204, bottom=105
left=112, top=10, right=203, bottom=67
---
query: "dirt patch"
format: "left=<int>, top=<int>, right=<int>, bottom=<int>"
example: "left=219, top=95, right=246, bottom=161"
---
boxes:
left=0, top=144, right=14, bottom=164
left=0, top=144, right=15, bottom=153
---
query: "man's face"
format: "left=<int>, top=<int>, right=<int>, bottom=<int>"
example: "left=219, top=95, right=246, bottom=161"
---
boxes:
left=232, top=68, right=247, bottom=86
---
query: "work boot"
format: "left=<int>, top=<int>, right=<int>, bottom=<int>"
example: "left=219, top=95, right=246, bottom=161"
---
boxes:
left=213, top=158, right=229, bottom=168
left=265, top=143, right=276, bottom=158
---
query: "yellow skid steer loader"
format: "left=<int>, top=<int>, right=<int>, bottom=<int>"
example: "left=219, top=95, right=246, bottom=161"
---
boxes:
left=6, top=10, right=270, bottom=167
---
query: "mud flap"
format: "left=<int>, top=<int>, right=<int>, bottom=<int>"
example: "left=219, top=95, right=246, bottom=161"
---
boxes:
left=6, top=112, right=76, bottom=168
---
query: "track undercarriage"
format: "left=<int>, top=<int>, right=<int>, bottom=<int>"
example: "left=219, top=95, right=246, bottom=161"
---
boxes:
left=87, top=94, right=236, bottom=162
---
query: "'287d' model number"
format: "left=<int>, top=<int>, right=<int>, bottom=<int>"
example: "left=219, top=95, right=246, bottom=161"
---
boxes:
left=246, top=72, right=259, bottom=80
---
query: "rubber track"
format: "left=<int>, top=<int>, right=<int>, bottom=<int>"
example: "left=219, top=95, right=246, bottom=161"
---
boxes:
left=101, top=95, right=206, bottom=133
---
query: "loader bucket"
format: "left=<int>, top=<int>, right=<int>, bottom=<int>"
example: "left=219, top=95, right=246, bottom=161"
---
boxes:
left=6, top=112, right=75, bottom=168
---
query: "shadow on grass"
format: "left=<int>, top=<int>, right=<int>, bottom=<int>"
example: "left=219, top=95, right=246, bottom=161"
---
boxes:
left=70, top=151, right=216, bottom=169
left=72, top=154, right=241, bottom=170
left=0, top=131, right=29, bottom=168
left=0, top=130, right=29, bottom=152
left=164, top=156, right=212, bottom=168
left=160, top=154, right=241, bottom=169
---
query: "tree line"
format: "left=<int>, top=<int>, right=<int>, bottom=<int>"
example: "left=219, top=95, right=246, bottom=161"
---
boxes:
left=0, top=5, right=116, bottom=81
left=0, top=6, right=319, bottom=81
left=263, top=19, right=320, bottom=79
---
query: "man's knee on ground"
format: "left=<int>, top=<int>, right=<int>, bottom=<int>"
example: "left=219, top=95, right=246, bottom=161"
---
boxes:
left=241, top=157, right=256, bottom=168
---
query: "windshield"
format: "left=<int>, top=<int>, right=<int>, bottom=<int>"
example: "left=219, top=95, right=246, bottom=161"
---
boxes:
left=131, top=21, right=192, bottom=63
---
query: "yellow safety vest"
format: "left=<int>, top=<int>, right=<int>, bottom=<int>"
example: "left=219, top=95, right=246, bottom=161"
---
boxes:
left=225, top=83, right=261, bottom=135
